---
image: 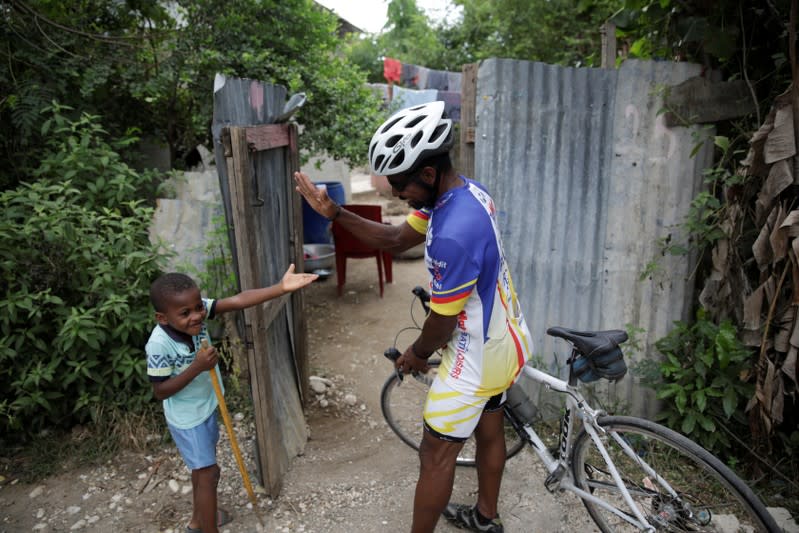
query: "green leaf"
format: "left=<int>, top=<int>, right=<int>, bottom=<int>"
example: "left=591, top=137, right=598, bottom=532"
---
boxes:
left=722, top=387, right=737, bottom=419
left=693, top=389, right=707, bottom=412
left=657, top=384, right=680, bottom=399
left=714, top=136, right=730, bottom=152
left=676, top=389, right=687, bottom=414
left=697, top=413, right=716, bottom=432
left=681, top=412, right=696, bottom=434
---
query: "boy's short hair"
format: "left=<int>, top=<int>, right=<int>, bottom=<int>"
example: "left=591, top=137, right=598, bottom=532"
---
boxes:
left=150, top=273, right=198, bottom=311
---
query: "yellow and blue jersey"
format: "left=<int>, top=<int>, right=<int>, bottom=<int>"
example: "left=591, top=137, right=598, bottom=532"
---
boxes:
left=408, top=178, right=532, bottom=397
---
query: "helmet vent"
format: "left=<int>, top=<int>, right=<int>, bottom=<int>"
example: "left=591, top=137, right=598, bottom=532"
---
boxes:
left=410, top=131, right=423, bottom=148
left=388, top=151, right=405, bottom=169
left=381, top=116, right=403, bottom=134
left=406, top=115, right=425, bottom=128
left=373, top=154, right=385, bottom=171
left=430, top=124, right=448, bottom=143
left=385, top=134, right=402, bottom=148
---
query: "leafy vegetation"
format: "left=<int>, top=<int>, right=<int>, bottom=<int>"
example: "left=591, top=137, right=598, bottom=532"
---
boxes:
left=345, top=0, right=625, bottom=80
left=0, top=108, right=168, bottom=440
left=647, top=309, right=753, bottom=455
left=1, top=0, right=384, bottom=190
left=608, top=0, right=797, bottom=487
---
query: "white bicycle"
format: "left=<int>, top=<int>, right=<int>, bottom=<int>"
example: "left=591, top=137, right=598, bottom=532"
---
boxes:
left=381, top=288, right=779, bottom=532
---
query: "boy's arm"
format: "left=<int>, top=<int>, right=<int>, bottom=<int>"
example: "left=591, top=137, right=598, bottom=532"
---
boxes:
left=151, top=345, right=219, bottom=400
left=215, top=264, right=317, bottom=314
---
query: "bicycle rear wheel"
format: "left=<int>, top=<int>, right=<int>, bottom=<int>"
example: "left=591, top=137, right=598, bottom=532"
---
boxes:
left=380, top=359, right=525, bottom=467
left=571, top=415, right=778, bottom=532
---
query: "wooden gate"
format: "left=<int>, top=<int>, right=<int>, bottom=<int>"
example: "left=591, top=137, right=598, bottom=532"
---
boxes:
left=219, top=122, right=308, bottom=496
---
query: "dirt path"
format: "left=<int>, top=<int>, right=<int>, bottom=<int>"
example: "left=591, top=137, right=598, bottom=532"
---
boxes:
left=0, top=190, right=597, bottom=533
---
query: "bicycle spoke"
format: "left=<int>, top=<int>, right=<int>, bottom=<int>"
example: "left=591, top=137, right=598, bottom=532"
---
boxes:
left=571, top=416, right=776, bottom=533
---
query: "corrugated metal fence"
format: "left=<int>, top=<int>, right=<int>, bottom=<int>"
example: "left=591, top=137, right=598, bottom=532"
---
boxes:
left=473, top=59, right=714, bottom=417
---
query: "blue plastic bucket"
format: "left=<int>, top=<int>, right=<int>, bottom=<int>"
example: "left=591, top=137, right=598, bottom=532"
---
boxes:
left=302, top=181, right=345, bottom=244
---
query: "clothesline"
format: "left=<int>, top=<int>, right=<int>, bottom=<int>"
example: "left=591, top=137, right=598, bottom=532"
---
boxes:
left=379, top=57, right=462, bottom=121
left=383, top=57, right=462, bottom=92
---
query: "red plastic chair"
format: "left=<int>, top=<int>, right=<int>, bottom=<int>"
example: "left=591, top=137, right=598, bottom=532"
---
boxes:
left=331, top=204, right=393, bottom=297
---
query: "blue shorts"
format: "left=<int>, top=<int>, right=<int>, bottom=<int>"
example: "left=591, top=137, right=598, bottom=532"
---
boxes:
left=168, top=414, right=219, bottom=470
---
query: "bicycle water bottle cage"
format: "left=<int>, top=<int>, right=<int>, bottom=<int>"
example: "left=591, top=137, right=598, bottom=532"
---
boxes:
left=547, top=327, right=629, bottom=383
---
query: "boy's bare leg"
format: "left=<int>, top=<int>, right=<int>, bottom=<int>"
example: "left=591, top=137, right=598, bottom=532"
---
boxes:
left=189, top=470, right=200, bottom=528
left=411, top=433, right=464, bottom=533
left=190, top=464, right=220, bottom=533
left=473, top=409, right=506, bottom=518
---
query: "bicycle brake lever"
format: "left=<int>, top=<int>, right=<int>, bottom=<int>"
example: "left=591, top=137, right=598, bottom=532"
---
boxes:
left=384, top=347, right=404, bottom=381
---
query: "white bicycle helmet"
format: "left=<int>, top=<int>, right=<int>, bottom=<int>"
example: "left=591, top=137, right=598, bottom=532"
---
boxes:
left=368, top=101, right=454, bottom=176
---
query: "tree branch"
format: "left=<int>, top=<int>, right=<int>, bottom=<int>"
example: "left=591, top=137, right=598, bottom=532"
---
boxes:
left=10, top=0, right=140, bottom=47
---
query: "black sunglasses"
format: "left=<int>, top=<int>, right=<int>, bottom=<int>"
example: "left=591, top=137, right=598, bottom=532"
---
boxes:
left=386, top=174, right=412, bottom=192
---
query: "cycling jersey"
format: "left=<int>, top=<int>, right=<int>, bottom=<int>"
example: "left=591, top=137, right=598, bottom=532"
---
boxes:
left=407, top=177, right=533, bottom=397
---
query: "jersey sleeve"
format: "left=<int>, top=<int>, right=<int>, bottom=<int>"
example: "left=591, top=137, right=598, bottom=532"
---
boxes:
left=427, top=236, right=479, bottom=316
left=406, top=208, right=431, bottom=235
left=204, top=298, right=217, bottom=320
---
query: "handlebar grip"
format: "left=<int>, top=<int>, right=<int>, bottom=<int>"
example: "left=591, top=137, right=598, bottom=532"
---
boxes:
left=384, top=347, right=402, bottom=362
left=412, top=286, right=430, bottom=303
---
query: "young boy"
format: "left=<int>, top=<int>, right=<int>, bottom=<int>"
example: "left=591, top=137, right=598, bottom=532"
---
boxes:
left=146, top=264, right=317, bottom=533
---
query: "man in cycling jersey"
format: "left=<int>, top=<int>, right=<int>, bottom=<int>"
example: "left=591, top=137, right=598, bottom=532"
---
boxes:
left=294, top=101, right=532, bottom=533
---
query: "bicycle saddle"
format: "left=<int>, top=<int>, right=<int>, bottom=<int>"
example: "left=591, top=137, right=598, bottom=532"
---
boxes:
left=546, top=327, right=628, bottom=356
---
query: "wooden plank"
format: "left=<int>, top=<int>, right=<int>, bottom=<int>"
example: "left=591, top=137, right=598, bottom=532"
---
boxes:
left=601, top=22, right=617, bottom=69
left=664, top=77, right=756, bottom=126
left=245, top=124, right=290, bottom=151
left=259, top=296, right=290, bottom=328
left=287, top=123, right=310, bottom=406
left=460, top=63, right=478, bottom=179
left=225, top=126, right=284, bottom=496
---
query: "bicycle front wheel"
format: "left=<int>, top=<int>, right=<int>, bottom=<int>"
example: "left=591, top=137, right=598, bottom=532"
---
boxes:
left=571, top=415, right=778, bottom=532
left=380, top=359, right=525, bottom=467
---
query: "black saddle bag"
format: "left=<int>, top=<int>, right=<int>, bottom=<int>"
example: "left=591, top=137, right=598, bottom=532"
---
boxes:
left=572, top=346, right=627, bottom=383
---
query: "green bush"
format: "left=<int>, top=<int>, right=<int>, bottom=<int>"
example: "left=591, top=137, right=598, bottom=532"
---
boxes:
left=651, top=308, right=754, bottom=455
left=34, top=103, right=160, bottom=212
left=0, top=108, right=170, bottom=440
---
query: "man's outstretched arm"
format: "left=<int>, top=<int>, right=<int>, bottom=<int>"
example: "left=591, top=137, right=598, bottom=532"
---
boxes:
left=294, top=171, right=424, bottom=255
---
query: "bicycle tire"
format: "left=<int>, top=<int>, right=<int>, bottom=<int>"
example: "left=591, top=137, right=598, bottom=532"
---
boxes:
left=570, top=415, right=779, bottom=532
left=380, top=359, right=525, bottom=467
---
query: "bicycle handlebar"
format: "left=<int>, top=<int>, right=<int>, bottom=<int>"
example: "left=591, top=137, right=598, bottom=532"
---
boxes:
left=383, top=288, right=433, bottom=381
left=412, top=285, right=430, bottom=303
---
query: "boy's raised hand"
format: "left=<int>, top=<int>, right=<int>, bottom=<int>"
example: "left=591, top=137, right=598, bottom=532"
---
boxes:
left=194, top=343, right=219, bottom=372
left=281, top=263, right=318, bottom=292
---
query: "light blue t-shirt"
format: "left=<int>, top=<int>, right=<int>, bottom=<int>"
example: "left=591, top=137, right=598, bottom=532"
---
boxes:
left=145, top=298, right=224, bottom=429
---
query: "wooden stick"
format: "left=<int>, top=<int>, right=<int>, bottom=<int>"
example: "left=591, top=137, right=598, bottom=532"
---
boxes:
left=203, top=339, right=265, bottom=526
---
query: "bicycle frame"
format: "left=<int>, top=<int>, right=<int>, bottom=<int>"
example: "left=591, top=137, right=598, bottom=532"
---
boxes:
left=509, top=356, right=658, bottom=532
left=405, top=288, right=671, bottom=531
